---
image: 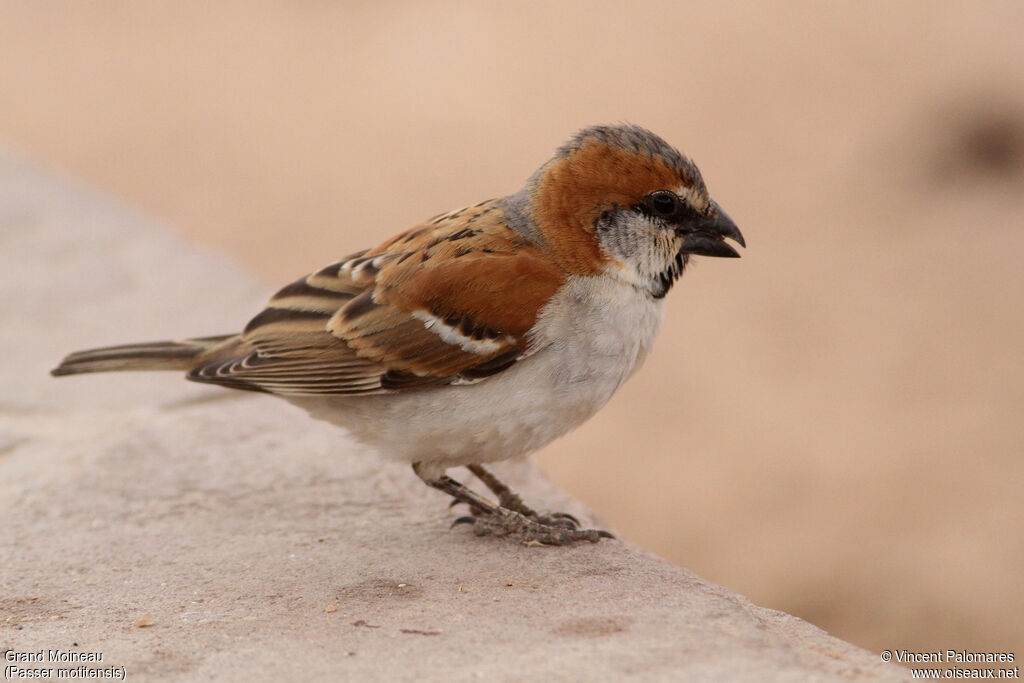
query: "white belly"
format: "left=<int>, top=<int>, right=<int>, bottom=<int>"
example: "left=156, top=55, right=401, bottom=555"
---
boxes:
left=288, top=274, right=664, bottom=474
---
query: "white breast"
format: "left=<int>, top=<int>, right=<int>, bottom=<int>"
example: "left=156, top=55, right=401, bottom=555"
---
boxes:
left=288, top=273, right=665, bottom=473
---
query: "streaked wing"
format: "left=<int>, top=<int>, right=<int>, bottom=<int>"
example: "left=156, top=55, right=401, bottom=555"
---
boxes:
left=187, top=200, right=565, bottom=396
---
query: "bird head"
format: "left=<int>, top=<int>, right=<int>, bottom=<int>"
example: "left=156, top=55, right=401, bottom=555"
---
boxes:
left=522, top=124, right=744, bottom=298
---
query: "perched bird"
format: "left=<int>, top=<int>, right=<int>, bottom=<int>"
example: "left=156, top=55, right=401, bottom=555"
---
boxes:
left=52, top=124, right=744, bottom=545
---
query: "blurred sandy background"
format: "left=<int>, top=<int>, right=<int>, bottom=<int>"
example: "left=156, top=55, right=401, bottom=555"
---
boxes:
left=3, top=1, right=1022, bottom=657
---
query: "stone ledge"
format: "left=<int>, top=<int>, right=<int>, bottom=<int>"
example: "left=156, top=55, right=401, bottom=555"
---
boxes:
left=0, top=150, right=908, bottom=681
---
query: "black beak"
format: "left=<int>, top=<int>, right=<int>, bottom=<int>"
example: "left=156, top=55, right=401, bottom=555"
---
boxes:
left=678, top=201, right=745, bottom=258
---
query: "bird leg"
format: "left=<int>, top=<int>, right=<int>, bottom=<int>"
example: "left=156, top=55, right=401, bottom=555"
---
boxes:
left=412, top=463, right=612, bottom=546
left=466, top=464, right=582, bottom=529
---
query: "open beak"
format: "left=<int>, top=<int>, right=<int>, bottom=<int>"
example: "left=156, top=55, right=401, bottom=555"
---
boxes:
left=678, top=201, right=745, bottom=258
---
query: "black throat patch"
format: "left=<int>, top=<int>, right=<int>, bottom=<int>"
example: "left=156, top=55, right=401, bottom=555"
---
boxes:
left=651, top=251, right=689, bottom=299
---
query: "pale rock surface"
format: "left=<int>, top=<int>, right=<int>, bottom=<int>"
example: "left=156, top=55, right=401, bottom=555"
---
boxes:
left=0, top=151, right=908, bottom=681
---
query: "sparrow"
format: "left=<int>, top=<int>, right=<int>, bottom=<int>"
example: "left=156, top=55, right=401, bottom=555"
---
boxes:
left=52, top=124, right=745, bottom=545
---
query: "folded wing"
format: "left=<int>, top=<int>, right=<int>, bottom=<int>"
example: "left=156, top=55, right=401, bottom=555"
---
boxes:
left=188, top=201, right=564, bottom=396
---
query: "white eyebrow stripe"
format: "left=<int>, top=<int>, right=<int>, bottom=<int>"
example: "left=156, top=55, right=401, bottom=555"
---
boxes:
left=675, top=185, right=709, bottom=213
left=411, top=310, right=511, bottom=355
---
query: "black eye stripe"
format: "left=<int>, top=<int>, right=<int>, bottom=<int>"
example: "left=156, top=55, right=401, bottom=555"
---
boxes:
left=638, top=190, right=696, bottom=222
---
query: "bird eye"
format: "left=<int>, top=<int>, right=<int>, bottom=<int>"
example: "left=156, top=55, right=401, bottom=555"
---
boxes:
left=643, top=191, right=681, bottom=219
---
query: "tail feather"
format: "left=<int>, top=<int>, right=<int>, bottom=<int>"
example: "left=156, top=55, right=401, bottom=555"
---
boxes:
left=51, top=335, right=236, bottom=376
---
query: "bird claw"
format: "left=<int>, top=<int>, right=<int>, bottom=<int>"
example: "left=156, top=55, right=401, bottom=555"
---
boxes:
left=450, top=508, right=612, bottom=545
left=450, top=515, right=477, bottom=528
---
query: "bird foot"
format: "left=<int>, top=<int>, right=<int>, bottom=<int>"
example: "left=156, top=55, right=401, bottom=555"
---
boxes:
left=450, top=500, right=580, bottom=529
left=452, top=508, right=612, bottom=545
left=416, top=463, right=613, bottom=546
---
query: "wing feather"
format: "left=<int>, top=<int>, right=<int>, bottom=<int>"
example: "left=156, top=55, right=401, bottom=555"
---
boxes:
left=187, top=201, right=565, bottom=396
